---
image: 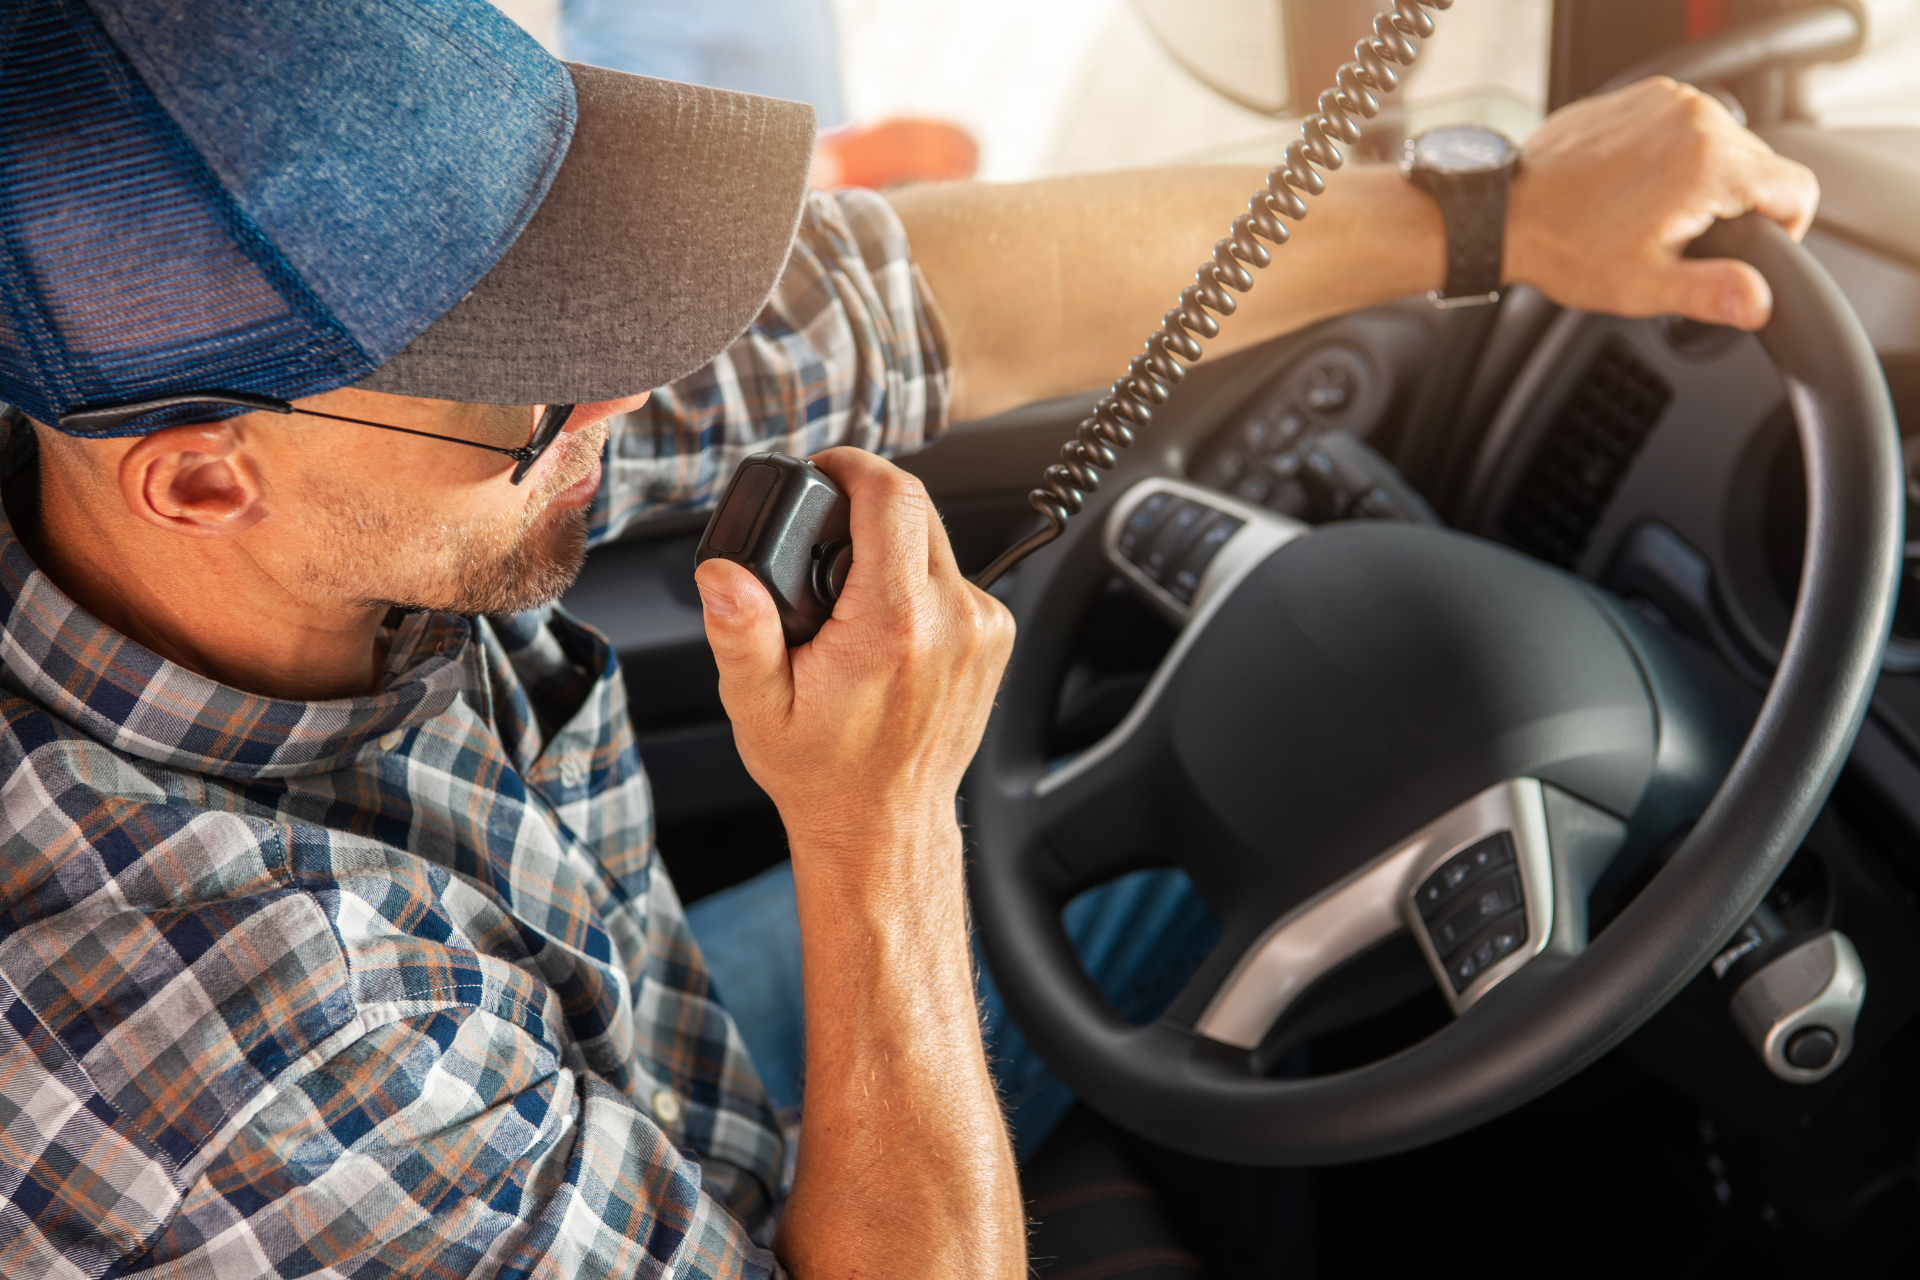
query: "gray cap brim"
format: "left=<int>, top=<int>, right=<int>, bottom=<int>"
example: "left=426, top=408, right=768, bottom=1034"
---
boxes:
left=358, top=63, right=815, bottom=404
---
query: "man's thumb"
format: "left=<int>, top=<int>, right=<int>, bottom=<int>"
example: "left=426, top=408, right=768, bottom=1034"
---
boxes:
left=695, top=558, right=793, bottom=723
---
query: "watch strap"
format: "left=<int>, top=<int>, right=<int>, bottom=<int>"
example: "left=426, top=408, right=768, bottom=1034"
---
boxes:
left=1415, top=167, right=1511, bottom=304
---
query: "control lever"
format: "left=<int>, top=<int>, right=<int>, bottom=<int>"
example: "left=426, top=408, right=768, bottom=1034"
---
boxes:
left=1298, top=430, right=1441, bottom=525
left=1711, top=908, right=1865, bottom=1084
left=696, top=453, right=851, bottom=646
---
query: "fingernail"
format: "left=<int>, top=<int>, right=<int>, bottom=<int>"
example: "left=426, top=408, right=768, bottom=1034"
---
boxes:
left=698, top=586, right=738, bottom=618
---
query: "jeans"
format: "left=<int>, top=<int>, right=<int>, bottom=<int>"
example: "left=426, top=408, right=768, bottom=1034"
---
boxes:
left=558, top=0, right=846, bottom=128
left=686, top=861, right=1220, bottom=1160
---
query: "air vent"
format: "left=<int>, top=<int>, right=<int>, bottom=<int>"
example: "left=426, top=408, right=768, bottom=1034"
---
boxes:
left=1501, top=338, right=1673, bottom=568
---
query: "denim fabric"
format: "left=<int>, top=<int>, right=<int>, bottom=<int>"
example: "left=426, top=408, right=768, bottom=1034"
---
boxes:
left=687, top=862, right=1221, bottom=1160
left=559, top=0, right=846, bottom=127
left=87, top=0, right=574, bottom=364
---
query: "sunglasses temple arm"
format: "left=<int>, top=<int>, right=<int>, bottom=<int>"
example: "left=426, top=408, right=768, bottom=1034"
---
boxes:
left=289, top=409, right=532, bottom=461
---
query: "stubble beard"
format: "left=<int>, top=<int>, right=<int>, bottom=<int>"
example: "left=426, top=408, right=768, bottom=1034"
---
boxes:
left=301, top=431, right=600, bottom=617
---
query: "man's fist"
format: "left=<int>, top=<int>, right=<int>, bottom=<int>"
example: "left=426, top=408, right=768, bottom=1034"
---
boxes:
left=1506, top=76, right=1820, bottom=330
left=693, top=448, right=1015, bottom=868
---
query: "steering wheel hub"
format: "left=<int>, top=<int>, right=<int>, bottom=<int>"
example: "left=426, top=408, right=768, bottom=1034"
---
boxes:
left=1159, top=521, right=1653, bottom=907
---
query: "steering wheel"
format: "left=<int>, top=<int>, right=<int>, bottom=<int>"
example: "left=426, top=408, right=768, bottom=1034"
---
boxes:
left=964, top=216, right=1902, bottom=1164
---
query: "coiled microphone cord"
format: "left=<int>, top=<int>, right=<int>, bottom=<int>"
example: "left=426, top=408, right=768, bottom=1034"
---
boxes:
left=972, top=0, right=1453, bottom=590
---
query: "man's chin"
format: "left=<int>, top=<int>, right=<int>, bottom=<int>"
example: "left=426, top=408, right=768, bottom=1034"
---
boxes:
left=475, top=504, right=592, bottom=614
left=384, top=503, right=591, bottom=617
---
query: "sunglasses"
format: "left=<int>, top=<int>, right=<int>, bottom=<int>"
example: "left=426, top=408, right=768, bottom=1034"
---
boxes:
left=56, top=391, right=577, bottom=486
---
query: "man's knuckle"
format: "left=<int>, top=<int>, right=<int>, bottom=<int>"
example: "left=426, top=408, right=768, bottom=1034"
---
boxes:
left=1680, top=91, right=1725, bottom=133
left=1677, top=127, right=1718, bottom=169
left=876, top=470, right=926, bottom=507
left=980, top=596, right=1014, bottom=643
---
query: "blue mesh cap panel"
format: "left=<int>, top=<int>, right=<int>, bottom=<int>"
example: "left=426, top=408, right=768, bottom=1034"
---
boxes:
left=0, top=1, right=370, bottom=435
left=87, top=0, right=577, bottom=369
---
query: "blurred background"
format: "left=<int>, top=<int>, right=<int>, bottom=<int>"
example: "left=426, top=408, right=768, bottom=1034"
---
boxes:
left=494, top=0, right=1920, bottom=184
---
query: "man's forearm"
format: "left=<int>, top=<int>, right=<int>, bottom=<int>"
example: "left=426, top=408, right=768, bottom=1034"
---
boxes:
left=888, top=165, right=1445, bottom=423
left=774, top=815, right=1024, bottom=1279
left=891, top=80, right=1824, bottom=425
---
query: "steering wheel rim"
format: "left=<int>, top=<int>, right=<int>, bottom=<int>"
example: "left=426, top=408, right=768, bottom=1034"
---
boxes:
left=964, top=215, right=1903, bottom=1165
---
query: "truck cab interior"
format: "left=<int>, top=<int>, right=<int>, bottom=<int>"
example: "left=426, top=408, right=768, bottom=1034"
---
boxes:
left=562, top=1, right=1920, bottom=1273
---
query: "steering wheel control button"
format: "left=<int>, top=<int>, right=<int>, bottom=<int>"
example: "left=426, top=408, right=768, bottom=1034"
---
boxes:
left=1140, top=502, right=1209, bottom=581
left=1234, top=472, right=1274, bottom=506
left=1204, top=452, right=1245, bottom=488
left=1270, top=405, right=1309, bottom=447
left=1304, top=366, right=1352, bottom=412
left=1167, top=516, right=1244, bottom=603
left=1447, top=913, right=1529, bottom=992
left=1415, top=832, right=1517, bottom=919
left=1430, top=875, right=1523, bottom=954
left=1355, top=487, right=1398, bottom=520
left=1117, top=493, right=1177, bottom=562
left=1784, top=1026, right=1839, bottom=1071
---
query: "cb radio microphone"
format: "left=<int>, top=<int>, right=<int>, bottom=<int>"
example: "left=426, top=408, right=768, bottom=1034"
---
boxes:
left=695, top=453, right=852, bottom=645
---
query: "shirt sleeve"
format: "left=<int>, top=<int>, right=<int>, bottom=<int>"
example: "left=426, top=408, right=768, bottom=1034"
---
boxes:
left=589, top=187, right=954, bottom=546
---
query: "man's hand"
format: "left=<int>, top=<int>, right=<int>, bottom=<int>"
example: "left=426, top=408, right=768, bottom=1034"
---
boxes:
left=1507, top=76, right=1821, bottom=332
left=693, top=448, right=1022, bottom=1280
left=693, top=448, right=1013, bottom=856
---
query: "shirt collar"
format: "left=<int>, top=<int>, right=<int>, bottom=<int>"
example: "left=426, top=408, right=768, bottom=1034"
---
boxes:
left=0, top=422, right=471, bottom=780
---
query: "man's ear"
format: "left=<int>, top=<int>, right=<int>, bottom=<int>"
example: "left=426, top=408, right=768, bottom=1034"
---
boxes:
left=118, top=422, right=270, bottom=539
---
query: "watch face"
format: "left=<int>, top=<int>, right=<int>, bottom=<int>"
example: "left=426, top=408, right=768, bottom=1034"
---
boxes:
left=1410, top=125, right=1519, bottom=176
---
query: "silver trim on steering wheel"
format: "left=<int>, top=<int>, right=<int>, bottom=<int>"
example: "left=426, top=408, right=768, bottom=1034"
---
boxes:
left=1196, top=778, right=1556, bottom=1050
left=1036, top=480, right=1308, bottom=800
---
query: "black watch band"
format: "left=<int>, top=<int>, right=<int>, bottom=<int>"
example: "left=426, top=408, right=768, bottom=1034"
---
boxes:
left=1421, top=168, right=1511, bottom=304
left=1403, top=126, right=1522, bottom=309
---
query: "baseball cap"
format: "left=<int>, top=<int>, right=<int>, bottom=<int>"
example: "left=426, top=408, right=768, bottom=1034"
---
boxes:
left=0, top=0, right=817, bottom=437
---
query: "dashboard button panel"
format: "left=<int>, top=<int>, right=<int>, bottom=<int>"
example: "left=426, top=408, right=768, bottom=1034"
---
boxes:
left=1190, top=341, right=1438, bottom=527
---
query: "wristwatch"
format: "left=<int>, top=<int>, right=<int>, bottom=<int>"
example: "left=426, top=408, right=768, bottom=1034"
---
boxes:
left=1402, top=125, right=1524, bottom=308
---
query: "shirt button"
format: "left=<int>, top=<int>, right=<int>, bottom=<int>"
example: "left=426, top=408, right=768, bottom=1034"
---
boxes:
left=651, top=1088, right=682, bottom=1125
left=378, top=730, right=405, bottom=752
left=558, top=755, right=587, bottom=788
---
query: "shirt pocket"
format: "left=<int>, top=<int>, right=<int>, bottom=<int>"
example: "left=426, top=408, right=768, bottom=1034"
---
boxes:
left=0, top=967, right=183, bottom=1272
left=0, top=889, right=358, bottom=1204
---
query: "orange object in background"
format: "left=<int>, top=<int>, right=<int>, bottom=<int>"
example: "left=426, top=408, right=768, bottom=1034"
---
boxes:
left=810, top=117, right=979, bottom=190
left=1686, top=0, right=1732, bottom=39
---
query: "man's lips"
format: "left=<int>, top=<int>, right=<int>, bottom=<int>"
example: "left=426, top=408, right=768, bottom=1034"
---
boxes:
left=550, top=453, right=602, bottom=509
left=533, top=416, right=609, bottom=509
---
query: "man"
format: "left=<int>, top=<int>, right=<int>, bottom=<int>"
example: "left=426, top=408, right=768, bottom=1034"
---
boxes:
left=0, top=1, right=1814, bottom=1277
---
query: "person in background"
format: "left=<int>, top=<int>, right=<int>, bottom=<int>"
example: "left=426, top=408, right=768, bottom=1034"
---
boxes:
left=557, top=0, right=980, bottom=188
left=559, top=0, right=848, bottom=124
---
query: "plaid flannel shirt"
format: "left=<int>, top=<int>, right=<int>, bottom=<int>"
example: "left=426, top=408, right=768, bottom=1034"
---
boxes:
left=0, top=189, right=950, bottom=1279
